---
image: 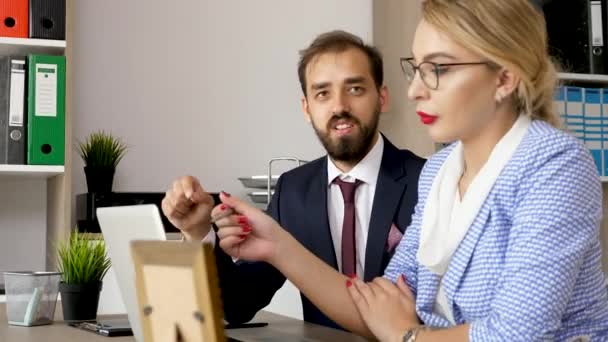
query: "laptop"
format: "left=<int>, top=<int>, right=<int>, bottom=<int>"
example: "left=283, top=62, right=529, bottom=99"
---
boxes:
left=96, top=204, right=167, bottom=341
left=95, top=204, right=246, bottom=342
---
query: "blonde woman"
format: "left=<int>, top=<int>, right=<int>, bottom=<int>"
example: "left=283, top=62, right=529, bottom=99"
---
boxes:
left=211, top=0, right=608, bottom=340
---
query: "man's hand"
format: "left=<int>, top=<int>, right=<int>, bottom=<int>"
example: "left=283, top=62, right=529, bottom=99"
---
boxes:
left=161, top=175, right=215, bottom=240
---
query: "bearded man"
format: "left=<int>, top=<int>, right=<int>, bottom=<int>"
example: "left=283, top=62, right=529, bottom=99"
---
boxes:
left=162, top=30, right=425, bottom=330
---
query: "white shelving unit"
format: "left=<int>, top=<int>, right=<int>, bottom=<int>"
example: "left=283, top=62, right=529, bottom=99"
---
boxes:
left=558, top=72, right=608, bottom=84
left=0, top=37, right=65, bottom=56
left=0, top=3, right=72, bottom=294
left=0, top=165, right=64, bottom=178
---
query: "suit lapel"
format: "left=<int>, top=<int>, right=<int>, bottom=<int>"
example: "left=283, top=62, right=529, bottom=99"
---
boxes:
left=363, top=137, right=408, bottom=281
left=307, top=157, right=338, bottom=270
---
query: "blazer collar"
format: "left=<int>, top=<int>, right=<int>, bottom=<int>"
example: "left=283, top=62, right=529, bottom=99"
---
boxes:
left=307, top=157, right=338, bottom=270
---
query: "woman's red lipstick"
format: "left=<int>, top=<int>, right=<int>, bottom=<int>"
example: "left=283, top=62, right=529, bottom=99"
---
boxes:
left=417, top=111, right=438, bottom=125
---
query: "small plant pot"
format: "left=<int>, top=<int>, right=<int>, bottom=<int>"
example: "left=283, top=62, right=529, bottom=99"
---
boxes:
left=84, top=166, right=115, bottom=193
left=59, top=281, right=102, bottom=323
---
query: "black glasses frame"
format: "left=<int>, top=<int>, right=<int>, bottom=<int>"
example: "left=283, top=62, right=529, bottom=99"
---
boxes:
left=400, top=57, right=490, bottom=90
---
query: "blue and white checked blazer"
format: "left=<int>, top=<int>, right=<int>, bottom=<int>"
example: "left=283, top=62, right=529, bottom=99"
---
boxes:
left=384, top=120, right=608, bottom=341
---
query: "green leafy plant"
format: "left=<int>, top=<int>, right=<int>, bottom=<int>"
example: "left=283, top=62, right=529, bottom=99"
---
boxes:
left=77, top=131, right=127, bottom=168
left=56, top=231, right=111, bottom=284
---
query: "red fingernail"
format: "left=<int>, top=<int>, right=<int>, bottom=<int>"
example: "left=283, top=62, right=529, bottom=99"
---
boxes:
left=242, top=226, right=252, bottom=233
left=220, top=204, right=227, bottom=210
left=238, top=216, right=248, bottom=224
left=400, top=274, right=406, bottom=282
left=239, top=234, right=246, bottom=239
left=221, top=191, right=231, bottom=197
left=349, top=273, right=357, bottom=279
left=346, top=280, right=352, bottom=287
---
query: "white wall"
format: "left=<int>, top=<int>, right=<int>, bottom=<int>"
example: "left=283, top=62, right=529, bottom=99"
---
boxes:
left=71, top=0, right=372, bottom=197
left=0, top=180, right=47, bottom=281
left=374, top=0, right=434, bottom=157
left=72, top=0, right=373, bottom=319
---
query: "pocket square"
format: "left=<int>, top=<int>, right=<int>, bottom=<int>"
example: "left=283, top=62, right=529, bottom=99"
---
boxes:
left=386, top=223, right=403, bottom=253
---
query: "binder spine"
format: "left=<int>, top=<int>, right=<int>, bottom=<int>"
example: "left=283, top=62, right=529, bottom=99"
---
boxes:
left=602, top=89, right=608, bottom=177
left=565, top=87, right=585, bottom=139
left=555, top=86, right=566, bottom=126
left=29, top=0, right=65, bottom=40
left=8, top=58, right=26, bottom=165
left=0, top=0, right=28, bottom=38
left=584, top=88, right=603, bottom=176
left=0, top=57, right=10, bottom=164
left=27, top=55, right=65, bottom=166
left=589, top=0, right=607, bottom=74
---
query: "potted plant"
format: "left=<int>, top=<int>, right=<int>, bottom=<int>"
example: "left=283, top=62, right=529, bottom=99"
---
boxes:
left=56, top=231, right=111, bottom=323
left=78, top=131, right=127, bottom=193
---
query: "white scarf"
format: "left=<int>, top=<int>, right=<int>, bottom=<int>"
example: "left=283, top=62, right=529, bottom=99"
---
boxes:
left=417, top=114, right=531, bottom=275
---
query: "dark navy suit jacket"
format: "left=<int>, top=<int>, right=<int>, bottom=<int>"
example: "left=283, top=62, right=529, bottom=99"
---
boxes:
left=215, top=135, right=425, bottom=329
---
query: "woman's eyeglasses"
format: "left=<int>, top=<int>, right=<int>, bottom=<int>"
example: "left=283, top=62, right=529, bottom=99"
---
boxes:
left=400, top=57, right=491, bottom=90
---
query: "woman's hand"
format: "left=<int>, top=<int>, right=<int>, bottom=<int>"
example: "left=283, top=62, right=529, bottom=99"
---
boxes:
left=347, top=275, right=419, bottom=342
left=211, top=191, right=287, bottom=263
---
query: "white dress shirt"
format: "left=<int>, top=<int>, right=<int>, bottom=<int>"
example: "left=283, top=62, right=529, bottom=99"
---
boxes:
left=327, top=134, right=384, bottom=277
left=201, top=134, right=385, bottom=276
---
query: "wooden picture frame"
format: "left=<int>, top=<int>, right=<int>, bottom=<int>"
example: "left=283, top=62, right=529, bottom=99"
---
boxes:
left=130, top=241, right=225, bottom=342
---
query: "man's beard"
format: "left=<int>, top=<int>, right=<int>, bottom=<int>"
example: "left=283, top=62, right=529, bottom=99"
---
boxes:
left=312, top=107, right=380, bottom=164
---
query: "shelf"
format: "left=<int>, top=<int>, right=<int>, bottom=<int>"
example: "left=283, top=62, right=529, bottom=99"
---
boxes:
left=558, top=72, right=608, bottom=84
left=0, top=165, right=64, bottom=179
left=0, top=37, right=66, bottom=56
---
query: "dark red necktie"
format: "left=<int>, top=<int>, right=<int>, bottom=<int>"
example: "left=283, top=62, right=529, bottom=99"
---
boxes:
left=333, top=177, right=363, bottom=276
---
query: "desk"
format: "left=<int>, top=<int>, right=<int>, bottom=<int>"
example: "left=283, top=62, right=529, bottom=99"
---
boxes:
left=0, top=303, right=366, bottom=341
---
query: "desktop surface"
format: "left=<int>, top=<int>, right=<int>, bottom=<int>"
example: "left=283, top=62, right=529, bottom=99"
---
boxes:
left=0, top=302, right=366, bottom=341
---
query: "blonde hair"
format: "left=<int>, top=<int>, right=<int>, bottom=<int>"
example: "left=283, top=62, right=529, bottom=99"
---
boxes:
left=422, top=0, right=561, bottom=127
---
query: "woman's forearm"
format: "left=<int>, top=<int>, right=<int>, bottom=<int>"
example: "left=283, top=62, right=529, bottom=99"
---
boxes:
left=266, top=231, right=472, bottom=341
left=269, top=230, right=373, bottom=337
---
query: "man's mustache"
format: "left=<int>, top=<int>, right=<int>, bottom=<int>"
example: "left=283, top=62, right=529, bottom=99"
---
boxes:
left=327, top=112, right=361, bottom=128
